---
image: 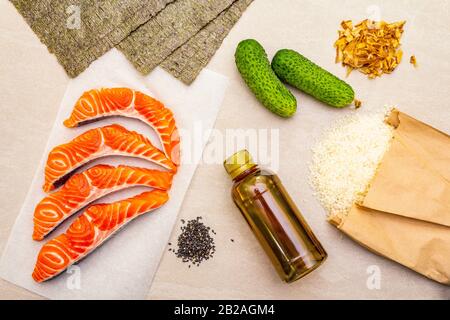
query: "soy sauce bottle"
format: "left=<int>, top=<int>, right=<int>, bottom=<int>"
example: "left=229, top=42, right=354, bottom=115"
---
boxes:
left=224, top=150, right=327, bottom=283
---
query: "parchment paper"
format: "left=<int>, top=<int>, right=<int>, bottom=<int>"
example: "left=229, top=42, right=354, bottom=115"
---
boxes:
left=0, top=49, right=229, bottom=299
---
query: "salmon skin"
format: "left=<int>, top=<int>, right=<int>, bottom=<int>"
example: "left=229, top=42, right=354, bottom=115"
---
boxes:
left=33, top=164, right=173, bottom=241
left=32, top=190, right=169, bottom=282
left=63, top=88, right=180, bottom=166
left=43, top=124, right=175, bottom=193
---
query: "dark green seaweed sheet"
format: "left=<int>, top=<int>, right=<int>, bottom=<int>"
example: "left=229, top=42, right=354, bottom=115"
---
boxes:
left=117, top=0, right=235, bottom=75
left=161, top=0, right=254, bottom=84
left=11, top=0, right=252, bottom=83
left=10, top=0, right=174, bottom=77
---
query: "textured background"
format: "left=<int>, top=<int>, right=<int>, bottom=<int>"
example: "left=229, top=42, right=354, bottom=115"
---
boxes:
left=1, top=0, right=449, bottom=299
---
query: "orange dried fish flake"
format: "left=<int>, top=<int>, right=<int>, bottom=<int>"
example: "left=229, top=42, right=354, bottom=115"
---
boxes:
left=410, top=55, right=418, bottom=67
left=334, top=19, right=406, bottom=78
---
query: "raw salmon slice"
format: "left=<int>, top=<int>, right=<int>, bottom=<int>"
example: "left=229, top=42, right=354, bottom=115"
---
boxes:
left=43, top=124, right=175, bottom=192
left=63, top=88, right=180, bottom=166
left=32, top=189, right=169, bottom=282
left=34, top=164, right=173, bottom=241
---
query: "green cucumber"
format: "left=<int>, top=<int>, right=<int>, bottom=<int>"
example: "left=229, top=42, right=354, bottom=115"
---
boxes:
left=272, top=49, right=354, bottom=108
left=235, top=39, right=297, bottom=117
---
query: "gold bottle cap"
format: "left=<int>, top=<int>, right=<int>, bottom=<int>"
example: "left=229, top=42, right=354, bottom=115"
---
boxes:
left=223, top=149, right=256, bottom=179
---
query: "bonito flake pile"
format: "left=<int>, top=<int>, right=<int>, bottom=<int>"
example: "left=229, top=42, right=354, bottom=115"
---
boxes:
left=309, top=109, right=394, bottom=216
left=334, top=20, right=406, bottom=78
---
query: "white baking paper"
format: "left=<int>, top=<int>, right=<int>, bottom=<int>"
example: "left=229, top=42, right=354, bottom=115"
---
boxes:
left=0, top=49, right=229, bottom=299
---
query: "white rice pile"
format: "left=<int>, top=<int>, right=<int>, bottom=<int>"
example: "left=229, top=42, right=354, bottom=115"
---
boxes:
left=309, top=108, right=394, bottom=216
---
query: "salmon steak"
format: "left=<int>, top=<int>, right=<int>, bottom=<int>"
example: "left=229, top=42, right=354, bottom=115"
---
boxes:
left=63, top=88, right=180, bottom=166
left=43, top=124, right=175, bottom=192
left=32, top=189, right=169, bottom=282
left=33, top=164, right=173, bottom=241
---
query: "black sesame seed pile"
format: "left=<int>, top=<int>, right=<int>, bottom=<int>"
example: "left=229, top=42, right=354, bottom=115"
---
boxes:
left=168, top=217, right=216, bottom=267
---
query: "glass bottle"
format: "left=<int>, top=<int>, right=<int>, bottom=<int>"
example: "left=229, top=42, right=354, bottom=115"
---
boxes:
left=224, top=150, right=327, bottom=283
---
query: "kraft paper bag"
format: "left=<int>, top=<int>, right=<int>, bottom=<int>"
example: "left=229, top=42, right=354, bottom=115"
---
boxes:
left=329, top=205, right=450, bottom=285
left=361, top=110, right=450, bottom=226
left=385, top=110, right=450, bottom=181
left=329, top=109, right=450, bottom=285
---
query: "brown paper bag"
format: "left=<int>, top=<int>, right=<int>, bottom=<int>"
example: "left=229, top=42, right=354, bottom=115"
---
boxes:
left=330, top=205, right=450, bottom=285
left=329, top=109, right=450, bottom=285
left=362, top=110, right=450, bottom=226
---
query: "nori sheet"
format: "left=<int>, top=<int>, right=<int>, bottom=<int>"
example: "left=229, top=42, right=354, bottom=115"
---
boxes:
left=11, top=0, right=253, bottom=83
left=10, top=0, right=174, bottom=77
left=117, top=0, right=235, bottom=75
left=161, top=0, right=254, bottom=84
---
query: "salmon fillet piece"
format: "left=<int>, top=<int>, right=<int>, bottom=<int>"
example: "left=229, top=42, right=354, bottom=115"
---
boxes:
left=32, top=189, right=169, bottom=282
left=34, top=164, right=173, bottom=241
left=63, top=88, right=180, bottom=166
left=43, top=124, right=175, bottom=192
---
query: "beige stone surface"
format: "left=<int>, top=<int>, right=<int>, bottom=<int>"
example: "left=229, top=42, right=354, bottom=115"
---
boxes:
left=1, top=0, right=449, bottom=299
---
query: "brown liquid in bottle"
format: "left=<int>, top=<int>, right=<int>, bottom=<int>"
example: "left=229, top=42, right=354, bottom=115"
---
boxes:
left=224, top=150, right=327, bottom=283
